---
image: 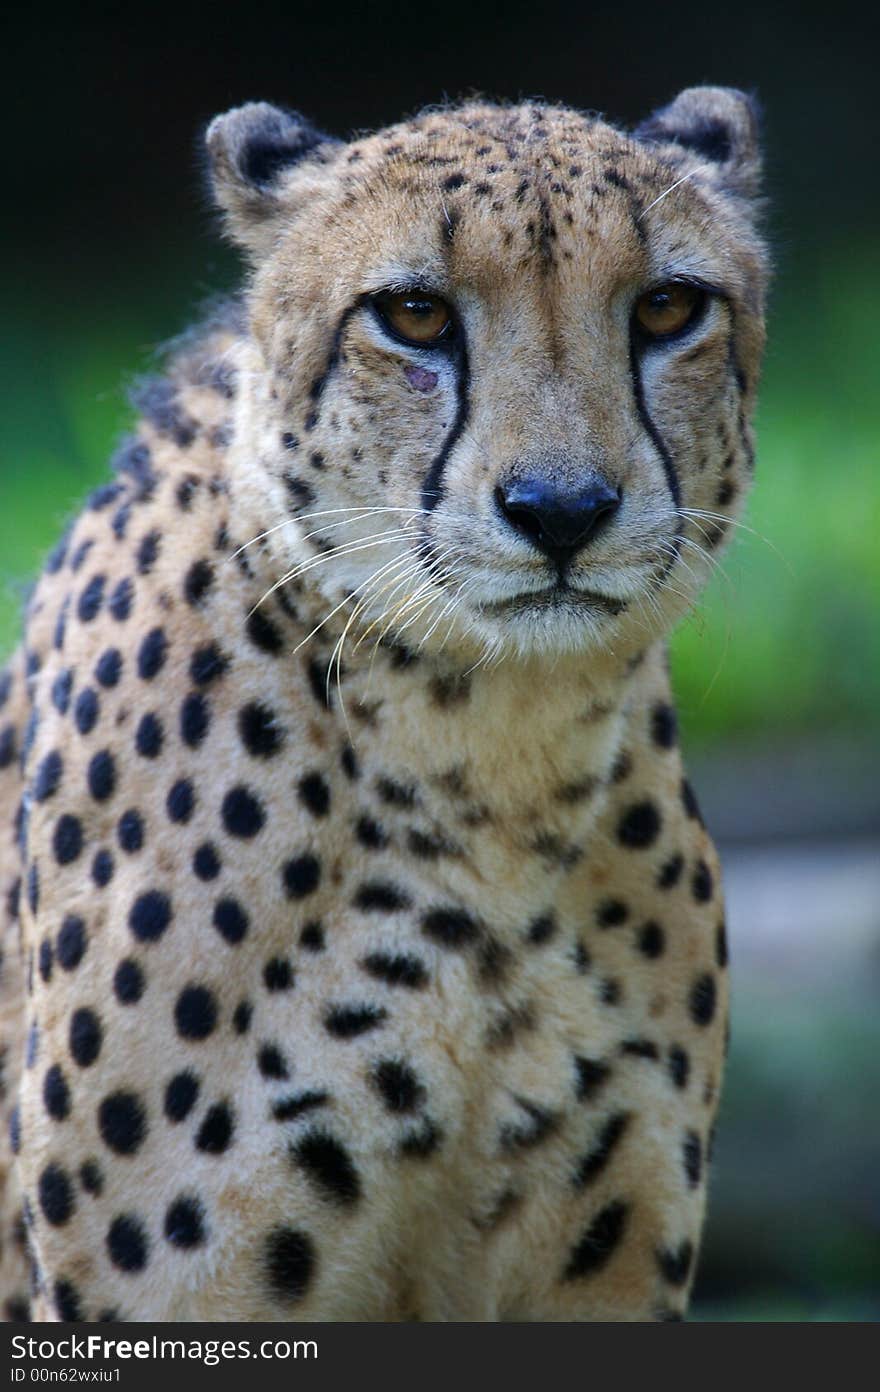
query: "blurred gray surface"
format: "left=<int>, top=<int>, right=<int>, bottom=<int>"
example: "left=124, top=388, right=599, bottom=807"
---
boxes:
left=690, top=745, right=880, bottom=1320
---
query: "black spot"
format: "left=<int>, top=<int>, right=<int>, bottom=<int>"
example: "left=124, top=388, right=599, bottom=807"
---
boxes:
left=38, top=937, right=53, bottom=982
left=98, top=1091, right=147, bottom=1155
left=190, top=644, right=228, bottom=686
left=107, top=1214, right=149, bottom=1272
left=617, top=801, right=662, bottom=849
left=129, top=890, right=171, bottom=942
left=39, top=1164, right=75, bottom=1226
left=135, top=712, right=163, bottom=758
left=300, top=921, right=325, bottom=951
left=165, top=1196, right=206, bottom=1249
left=282, top=854, right=321, bottom=899
left=233, top=1001, right=253, bottom=1035
left=656, top=1239, right=694, bottom=1287
left=689, top=973, right=717, bottom=1026
left=0, top=725, right=16, bottom=770
left=692, top=859, right=714, bottom=903
left=51, top=668, right=73, bottom=714
left=573, top=1112, right=631, bottom=1188
left=246, top=609, right=284, bottom=655
left=354, top=881, right=411, bottom=912
left=114, top=958, right=144, bottom=1005
left=272, top=1091, right=329, bottom=1122
left=361, top=951, right=428, bottom=990
left=176, top=475, right=199, bottom=508
left=421, top=906, right=480, bottom=948
left=340, top=744, right=359, bottom=779
left=621, top=1038, right=659, bottom=1060
left=213, top=897, right=249, bottom=945
left=563, top=1200, right=629, bottom=1280
left=238, top=702, right=283, bottom=758
left=91, top=848, right=114, bottom=887
left=599, top=978, right=621, bottom=1006
left=184, top=560, right=214, bottom=606
left=298, top=771, right=330, bottom=817
left=257, top=1045, right=289, bottom=1080
left=108, top=577, right=134, bottom=621
left=651, top=701, right=678, bottom=748
left=26, top=862, right=38, bottom=912
left=372, top=1059, right=423, bottom=1113
left=117, top=808, right=144, bottom=854
left=79, top=1159, right=104, bottom=1195
left=668, top=1046, right=690, bottom=1090
left=77, top=574, right=106, bottom=623
left=657, top=853, right=684, bottom=889
left=193, top=842, right=221, bottom=881
left=716, top=920, right=728, bottom=969
left=8, top=1105, right=20, bottom=1154
left=526, top=913, right=557, bottom=945
left=637, top=921, right=665, bottom=958
left=399, top=1117, right=442, bottom=1158
left=181, top=693, right=210, bottom=747
left=681, top=778, right=703, bottom=822
left=264, top=1227, right=315, bottom=1303
left=166, top=778, right=195, bottom=824
left=263, top=958, right=294, bottom=991
left=34, top=750, right=63, bottom=801
left=195, top=1103, right=234, bottom=1154
left=376, top=777, right=416, bottom=808
left=683, top=1131, right=702, bottom=1187
left=175, top=985, right=218, bottom=1040
left=574, top=1056, right=611, bottom=1101
left=137, top=628, right=168, bottom=680
left=70, top=1008, right=102, bottom=1067
left=164, top=1071, right=199, bottom=1123
left=87, top=749, right=116, bottom=802
left=136, top=529, right=161, bottom=574
left=356, top=815, right=388, bottom=850
left=324, top=1004, right=387, bottom=1038
left=597, top=899, right=628, bottom=928
left=306, top=658, right=332, bottom=709
left=293, top=1131, right=360, bottom=1205
left=53, top=814, right=84, bottom=865
left=221, top=785, right=265, bottom=838
left=95, top=648, right=122, bottom=688
left=56, top=916, right=86, bottom=970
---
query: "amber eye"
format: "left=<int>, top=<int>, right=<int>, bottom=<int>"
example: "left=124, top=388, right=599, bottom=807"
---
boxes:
left=634, top=282, right=705, bottom=339
left=374, top=290, right=453, bottom=346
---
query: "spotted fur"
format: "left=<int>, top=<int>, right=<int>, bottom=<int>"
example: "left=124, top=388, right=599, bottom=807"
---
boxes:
left=0, top=88, right=766, bottom=1321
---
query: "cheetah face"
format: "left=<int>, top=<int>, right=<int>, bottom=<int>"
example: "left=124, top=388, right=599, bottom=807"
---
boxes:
left=209, top=90, right=767, bottom=662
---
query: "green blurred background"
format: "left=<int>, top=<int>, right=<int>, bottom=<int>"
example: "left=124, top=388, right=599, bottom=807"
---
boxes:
left=3, top=0, right=878, bottom=1320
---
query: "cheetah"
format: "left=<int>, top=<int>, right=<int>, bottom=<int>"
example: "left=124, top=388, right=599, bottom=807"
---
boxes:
left=0, top=87, right=767, bottom=1322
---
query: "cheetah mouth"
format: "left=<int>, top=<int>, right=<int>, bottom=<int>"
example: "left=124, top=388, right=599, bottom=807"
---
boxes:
left=480, top=582, right=628, bottom=618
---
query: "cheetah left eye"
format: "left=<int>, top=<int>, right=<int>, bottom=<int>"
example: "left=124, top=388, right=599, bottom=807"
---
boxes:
left=372, top=290, right=454, bottom=347
left=634, top=282, right=707, bottom=340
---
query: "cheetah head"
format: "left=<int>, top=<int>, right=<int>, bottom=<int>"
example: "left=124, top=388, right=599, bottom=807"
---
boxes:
left=207, top=90, right=767, bottom=663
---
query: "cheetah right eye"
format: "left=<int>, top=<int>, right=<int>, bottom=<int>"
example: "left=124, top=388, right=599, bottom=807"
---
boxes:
left=372, top=290, right=454, bottom=348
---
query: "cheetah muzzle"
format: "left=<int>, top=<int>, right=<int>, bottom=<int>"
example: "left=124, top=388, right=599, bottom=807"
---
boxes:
left=0, top=85, right=766, bottom=1322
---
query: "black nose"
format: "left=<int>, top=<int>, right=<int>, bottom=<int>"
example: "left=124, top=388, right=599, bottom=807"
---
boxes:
left=495, top=477, right=622, bottom=565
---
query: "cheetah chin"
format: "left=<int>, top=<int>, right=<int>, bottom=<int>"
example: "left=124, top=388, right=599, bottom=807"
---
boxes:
left=0, top=87, right=766, bottom=1322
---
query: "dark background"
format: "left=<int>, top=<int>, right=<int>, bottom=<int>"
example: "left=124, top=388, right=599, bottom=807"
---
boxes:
left=3, top=0, right=879, bottom=1321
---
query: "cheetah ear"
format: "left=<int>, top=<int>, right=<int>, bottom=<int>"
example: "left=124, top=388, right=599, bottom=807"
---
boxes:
left=205, top=102, right=341, bottom=256
left=635, top=86, right=762, bottom=199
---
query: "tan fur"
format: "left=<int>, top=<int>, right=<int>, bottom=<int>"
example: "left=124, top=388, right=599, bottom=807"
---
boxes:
left=0, top=91, right=766, bottom=1321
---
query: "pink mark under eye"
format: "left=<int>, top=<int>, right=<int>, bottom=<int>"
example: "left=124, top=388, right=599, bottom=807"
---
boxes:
left=404, top=365, right=439, bottom=393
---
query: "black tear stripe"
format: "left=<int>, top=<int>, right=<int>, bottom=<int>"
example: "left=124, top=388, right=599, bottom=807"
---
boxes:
left=304, top=296, right=370, bottom=429
left=420, top=333, right=471, bottom=514
left=628, top=336, right=681, bottom=513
